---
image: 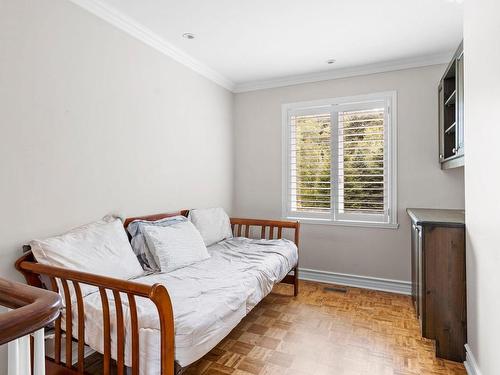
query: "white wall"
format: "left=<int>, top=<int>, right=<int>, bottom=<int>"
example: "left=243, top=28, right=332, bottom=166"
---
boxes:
left=234, top=65, right=465, bottom=282
left=464, top=1, right=500, bottom=374
left=0, top=0, right=233, bottom=371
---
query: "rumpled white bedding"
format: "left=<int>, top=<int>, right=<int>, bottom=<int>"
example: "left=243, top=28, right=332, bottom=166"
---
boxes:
left=63, top=237, right=298, bottom=374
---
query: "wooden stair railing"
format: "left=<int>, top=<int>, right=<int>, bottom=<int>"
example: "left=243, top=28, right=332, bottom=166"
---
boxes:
left=0, top=277, right=61, bottom=375
left=0, top=277, right=61, bottom=346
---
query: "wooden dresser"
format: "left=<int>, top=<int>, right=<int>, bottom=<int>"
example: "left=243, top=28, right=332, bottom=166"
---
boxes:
left=406, top=208, right=466, bottom=362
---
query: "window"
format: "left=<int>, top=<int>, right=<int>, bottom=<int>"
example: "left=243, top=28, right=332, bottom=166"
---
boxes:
left=282, top=92, right=397, bottom=228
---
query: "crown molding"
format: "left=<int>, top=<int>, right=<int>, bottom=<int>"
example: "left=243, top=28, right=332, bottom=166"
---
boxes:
left=68, top=0, right=453, bottom=94
left=233, top=52, right=453, bottom=93
left=69, top=0, right=235, bottom=91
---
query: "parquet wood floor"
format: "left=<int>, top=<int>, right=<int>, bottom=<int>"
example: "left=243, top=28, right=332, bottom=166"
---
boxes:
left=183, top=281, right=466, bottom=375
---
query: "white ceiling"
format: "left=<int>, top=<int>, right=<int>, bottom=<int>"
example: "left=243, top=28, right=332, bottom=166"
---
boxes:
left=90, top=0, right=463, bottom=90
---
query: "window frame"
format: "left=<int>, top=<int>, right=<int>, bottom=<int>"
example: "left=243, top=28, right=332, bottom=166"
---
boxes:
left=281, top=91, right=398, bottom=229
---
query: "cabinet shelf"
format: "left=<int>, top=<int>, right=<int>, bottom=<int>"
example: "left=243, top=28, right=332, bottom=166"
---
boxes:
left=443, top=153, right=459, bottom=162
left=445, top=90, right=456, bottom=106
left=445, top=122, right=457, bottom=134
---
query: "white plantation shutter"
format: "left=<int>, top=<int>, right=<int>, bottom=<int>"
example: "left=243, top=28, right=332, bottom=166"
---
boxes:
left=336, top=103, right=388, bottom=222
left=289, top=109, right=332, bottom=218
left=283, top=93, right=397, bottom=226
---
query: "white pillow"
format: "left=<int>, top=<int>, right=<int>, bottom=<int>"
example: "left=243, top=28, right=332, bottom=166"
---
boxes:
left=30, top=217, right=144, bottom=282
left=143, top=221, right=210, bottom=273
left=188, top=208, right=233, bottom=246
left=127, top=215, right=188, bottom=272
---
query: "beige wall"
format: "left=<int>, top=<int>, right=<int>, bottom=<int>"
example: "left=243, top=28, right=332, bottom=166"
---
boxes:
left=0, top=0, right=233, bottom=370
left=464, top=0, right=500, bottom=374
left=234, top=65, right=465, bottom=282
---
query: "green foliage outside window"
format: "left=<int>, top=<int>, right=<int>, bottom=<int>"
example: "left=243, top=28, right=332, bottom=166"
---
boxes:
left=293, top=109, right=384, bottom=214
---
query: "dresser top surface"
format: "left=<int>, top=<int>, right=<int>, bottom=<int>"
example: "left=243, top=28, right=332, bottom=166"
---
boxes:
left=406, top=208, right=465, bottom=226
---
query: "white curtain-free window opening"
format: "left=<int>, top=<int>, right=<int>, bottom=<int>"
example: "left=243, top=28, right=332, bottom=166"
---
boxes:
left=282, top=92, right=397, bottom=227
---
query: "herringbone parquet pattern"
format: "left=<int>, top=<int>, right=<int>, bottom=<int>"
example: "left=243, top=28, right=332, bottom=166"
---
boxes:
left=184, top=281, right=466, bottom=375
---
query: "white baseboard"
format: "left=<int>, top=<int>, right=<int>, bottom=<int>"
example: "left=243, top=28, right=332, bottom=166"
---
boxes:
left=298, top=268, right=411, bottom=295
left=464, top=344, right=482, bottom=375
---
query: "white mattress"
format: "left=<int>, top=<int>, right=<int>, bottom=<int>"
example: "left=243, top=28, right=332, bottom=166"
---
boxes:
left=63, top=237, right=298, bottom=374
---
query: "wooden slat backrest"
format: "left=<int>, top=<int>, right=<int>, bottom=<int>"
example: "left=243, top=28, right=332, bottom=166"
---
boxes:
left=123, top=212, right=301, bottom=245
left=229, top=217, right=300, bottom=297
left=229, top=218, right=300, bottom=246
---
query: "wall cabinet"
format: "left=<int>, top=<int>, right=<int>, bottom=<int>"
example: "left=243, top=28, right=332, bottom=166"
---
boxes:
left=439, top=42, right=464, bottom=169
left=407, top=208, right=466, bottom=362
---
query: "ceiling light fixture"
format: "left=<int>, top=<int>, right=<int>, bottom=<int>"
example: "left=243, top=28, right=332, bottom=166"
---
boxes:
left=182, top=33, right=196, bottom=40
left=326, top=59, right=336, bottom=65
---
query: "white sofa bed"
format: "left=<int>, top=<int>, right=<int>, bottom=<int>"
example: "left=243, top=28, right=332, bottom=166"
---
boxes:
left=16, top=209, right=300, bottom=375
left=72, top=237, right=297, bottom=373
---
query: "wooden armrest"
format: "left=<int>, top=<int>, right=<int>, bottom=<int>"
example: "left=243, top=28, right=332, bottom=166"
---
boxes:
left=16, top=256, right=175, bottom=375
left=18, top=259, right=158, bottom=297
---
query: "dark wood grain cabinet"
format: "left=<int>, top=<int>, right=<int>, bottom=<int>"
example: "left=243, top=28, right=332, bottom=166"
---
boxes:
left=407, top=208, right=466, bottom=362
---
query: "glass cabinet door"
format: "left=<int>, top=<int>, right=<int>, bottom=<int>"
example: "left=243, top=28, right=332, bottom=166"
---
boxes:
left=438, top=83, right=445, bottom=162
left=457, top=50, right=465, bottom=156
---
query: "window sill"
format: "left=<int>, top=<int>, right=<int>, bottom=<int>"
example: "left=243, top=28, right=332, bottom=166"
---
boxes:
left=285, top=217, right=399, bottom=229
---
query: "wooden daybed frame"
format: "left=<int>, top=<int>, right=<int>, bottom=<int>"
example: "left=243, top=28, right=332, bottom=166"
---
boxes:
left=15, top=211, right=300, bottom=375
